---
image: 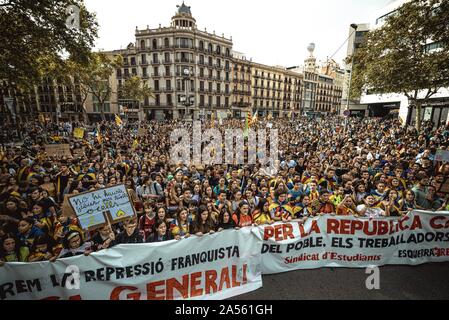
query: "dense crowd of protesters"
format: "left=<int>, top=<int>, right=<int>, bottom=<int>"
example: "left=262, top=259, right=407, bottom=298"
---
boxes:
left=1, top=116, right=449, bottom=264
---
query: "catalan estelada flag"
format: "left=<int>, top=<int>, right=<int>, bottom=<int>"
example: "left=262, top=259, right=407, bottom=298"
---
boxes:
left=247, top=111, right=252, bottom=128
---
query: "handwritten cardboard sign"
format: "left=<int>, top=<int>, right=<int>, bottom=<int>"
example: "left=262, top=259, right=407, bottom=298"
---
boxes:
left=44, top=144, right=72, bottom=158
left=68, top=184, right=136, bottom=230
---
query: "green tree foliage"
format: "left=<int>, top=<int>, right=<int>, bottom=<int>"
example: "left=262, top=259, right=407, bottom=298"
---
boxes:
left=121, top=75, right=155, bottom=121
left=0, top=0, right=98, bottom=90
left=351, top=0, right=449, bottom=131
left=70, top=52, right=123, bottom=121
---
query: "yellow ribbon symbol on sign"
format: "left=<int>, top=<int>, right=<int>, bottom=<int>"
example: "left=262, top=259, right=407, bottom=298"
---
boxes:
left=116, top=209, right=126, bottom=218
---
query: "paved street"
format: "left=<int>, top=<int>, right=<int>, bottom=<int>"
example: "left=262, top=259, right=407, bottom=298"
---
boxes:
left=232, top=262, right=449, bottom=300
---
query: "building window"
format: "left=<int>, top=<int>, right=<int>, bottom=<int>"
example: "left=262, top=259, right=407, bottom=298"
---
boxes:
left=142, top=67, right=147, bottom=77
left=216, top=45, right=221, bottom=54
left=199, top=41, right=204, bottom=50
left=208, top=56, right=213, bottom=66
left=217, top=83, right=221, bottom=93
left=141, top=54, right=146, bottom=64
left=166, top=80, right=171, bottom=90
left=154, top=80, right=159, bottom=91
left=131, top=57, right=136, bottom=65
left=226, top=48, right=230, bottom=56
left=208, top=43, right=213, bottom=52
left=216, top=96, right=221, bottom=107
left=155, top=94, right=160, bottom=106
left=153, top=53, right=158, bottom=63
left=225, top=97, right=229, bottom=107
left=140, top=40, right=145, bottom=49
left=200, top=95, right=204, bottom=106
left=164, top=52, right=170, bottom=62
left=153, top=39, right=158, bottom=49
left=132, top=68, right=137, bottom=76
left=208, top=95, right=212, bottom=106
left=154, top=66, right=159, bottom=76
left=167, top=94, right=172, bottom=106
left=164, top=37, right=169, bottom=47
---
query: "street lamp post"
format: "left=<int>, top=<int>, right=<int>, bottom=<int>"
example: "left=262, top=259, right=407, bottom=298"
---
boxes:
left=345, top=23, right=358, bottom=133
left=181, top=68, right=194, bottom=120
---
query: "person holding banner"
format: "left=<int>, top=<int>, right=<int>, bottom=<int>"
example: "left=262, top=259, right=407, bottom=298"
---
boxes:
left=356, top=195, right=387, bottom=218
left=57, top=231, right=93, bottom=259
left=27, top=235, right=56, bottom=262
left=111, top=218, right=144, bottom=246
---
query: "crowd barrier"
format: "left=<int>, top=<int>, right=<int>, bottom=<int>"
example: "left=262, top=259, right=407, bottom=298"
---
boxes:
left=1, top=210, right=449, bottom=300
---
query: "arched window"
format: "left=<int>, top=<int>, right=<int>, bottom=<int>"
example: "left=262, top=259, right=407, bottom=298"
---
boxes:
left=199, top=41, right=204, bottom=50
left=226, top=48, right=230, bottom=57
left=164, top=38, right=169, bottom=47
left=216, top=45, right=221, bottom=54
left=208, top=43, right=213, bottom=53
left=140, top=40, right=145, bottom=49
left=152, top=39, right=157, bottom=49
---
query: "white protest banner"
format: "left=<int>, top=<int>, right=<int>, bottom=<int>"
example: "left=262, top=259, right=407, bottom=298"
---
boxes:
left=259, top=211, right=449, bottom=274
left=0, top=228, right=262, bottom=300
left=68, top=184, right=135, bottom=230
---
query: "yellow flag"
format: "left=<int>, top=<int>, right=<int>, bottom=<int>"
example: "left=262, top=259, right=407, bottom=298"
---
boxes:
left=132, top=138, right=139, bottom=149
left=97, top=133, right=102, bottom=145
left=73, top=127, right=85, bottom=139
left=115, top=114, right=123, bottom=126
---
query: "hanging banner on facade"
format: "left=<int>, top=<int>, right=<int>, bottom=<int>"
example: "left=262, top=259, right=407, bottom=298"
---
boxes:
left=68, top=184, right=135, bottom=230
left=0, top=228, right=263, bottom=300
left=259, top=211, right=449, bottom=274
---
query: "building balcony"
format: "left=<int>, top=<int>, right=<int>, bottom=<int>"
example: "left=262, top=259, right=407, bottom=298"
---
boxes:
left=163, top=73, right=172, bottom=77
left=151, top=73, right=161, bottom=78
left=163, top=60, right=172, bottom=64
left=140, top=61, right=148, bottom=66
left=175, top=58, right=195, bottom=63
left=151, top=60, right=161, bottom=65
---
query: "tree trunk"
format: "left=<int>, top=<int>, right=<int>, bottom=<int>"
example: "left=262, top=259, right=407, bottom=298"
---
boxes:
left=415, top=101, right=422, bottom=132
left=100, top=102, right=106, bottom=121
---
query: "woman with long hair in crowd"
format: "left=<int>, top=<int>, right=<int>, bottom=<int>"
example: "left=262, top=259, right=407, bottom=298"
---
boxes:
left=190, top=205, right=216, bottom=237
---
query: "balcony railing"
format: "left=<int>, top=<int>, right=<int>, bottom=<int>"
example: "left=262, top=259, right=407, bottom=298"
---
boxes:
left=151, top=60, right=160, bottom=65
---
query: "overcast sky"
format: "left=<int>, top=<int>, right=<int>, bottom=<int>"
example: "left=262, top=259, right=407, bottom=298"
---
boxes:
left=85, top=0, right=392, bottom=68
